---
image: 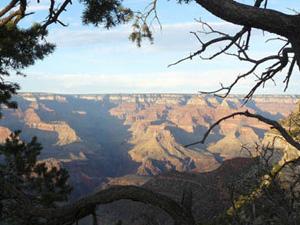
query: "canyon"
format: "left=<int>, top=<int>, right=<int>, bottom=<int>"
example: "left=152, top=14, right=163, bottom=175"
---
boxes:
left=0, top=93, right=299, bottom=198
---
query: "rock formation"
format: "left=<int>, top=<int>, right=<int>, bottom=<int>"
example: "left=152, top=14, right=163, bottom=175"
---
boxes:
left=0, top=93, right=298, bottom=198
left=0, top=126, right=11, bottom=143
left=23, top=103, right=79, bottom=145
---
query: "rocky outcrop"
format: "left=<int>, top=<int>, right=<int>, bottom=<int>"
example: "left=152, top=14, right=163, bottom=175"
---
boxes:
left=0, top=126, right=11, bottom=143
left=129, top=122, right=219, bottom=175
left=1, top=93, right=298, bottom=200
left=95, top=158, right=256, bottom=225
left=24, top=107, right=79, bottom=146
left=40, top=103, right=54, bottom=112
left=108, top=94, right=298, bottom=175
left=142, top=157, right=256, bottom=224
left=101, top=175, right=151, bottom=189
left=72, top=110, right=87, bottom=116
left=262, top=101, right=300, bottom=164
left=38, top=95, right=68, bottom=103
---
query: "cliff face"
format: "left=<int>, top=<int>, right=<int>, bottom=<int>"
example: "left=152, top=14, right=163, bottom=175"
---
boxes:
left=110, top=94, right=298, bottom=166
left=0, top=93, right=298, bottom=197
left=95, top=158, right=257, bottom=225
left=262, top=101, right=300, bottom=164
left=128, top=123, right=219, bottom=175
left=24, top=106, right=79, bottom=146
left=0, top=126, right=11, bottom=143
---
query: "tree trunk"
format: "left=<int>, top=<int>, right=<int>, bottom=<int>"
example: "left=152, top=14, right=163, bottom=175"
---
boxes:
left=195, top=0, right=296, bottom=37
left=291, top=37, right=300, bottom=70
left=29, top=186, right=196, bottom=225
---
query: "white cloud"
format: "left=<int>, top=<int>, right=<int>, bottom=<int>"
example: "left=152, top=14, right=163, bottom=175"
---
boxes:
left=27, top=4, right=49, bottom=12
left=47, top=19, right=278, bottom=61
left=10, top=70, right=235, bottom=93
left=13, top=68, right=300, bottom=95
left=48, top=21, right=237, bottom=49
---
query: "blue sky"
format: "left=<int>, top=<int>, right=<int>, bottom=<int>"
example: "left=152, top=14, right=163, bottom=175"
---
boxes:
left=10, top=0, right=300, bottom=94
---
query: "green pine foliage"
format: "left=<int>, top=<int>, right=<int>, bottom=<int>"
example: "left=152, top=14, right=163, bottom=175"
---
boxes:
left=81, top=0, right=133, bottom=28
left=0, top=131, right=72, bottom=224
left=282, top=104, right=300, bottom=142
left=0, top=23, right=54, bottom=116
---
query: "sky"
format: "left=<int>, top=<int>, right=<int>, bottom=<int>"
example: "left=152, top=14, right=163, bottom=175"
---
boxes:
left=9, top=0, right=300, bottom=94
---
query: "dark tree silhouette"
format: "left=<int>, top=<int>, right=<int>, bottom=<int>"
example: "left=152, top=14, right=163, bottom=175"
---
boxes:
left=0, top=0, right=133, bottom=115
left=0, top=131, right=72, bottom=225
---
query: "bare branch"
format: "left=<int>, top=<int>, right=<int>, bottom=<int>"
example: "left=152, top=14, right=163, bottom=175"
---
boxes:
left=41, top=0, right=72, bottom=30
left=185, top=110, right=300, bottom=151
left=169, top=0, right=298, bottom=101
left=284, top=56, right=297, bottom=91
left=29, top=185, right=195, bottom=225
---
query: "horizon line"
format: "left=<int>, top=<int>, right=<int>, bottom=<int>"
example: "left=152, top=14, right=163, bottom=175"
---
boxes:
left=17, top=92, right=300, bottom=97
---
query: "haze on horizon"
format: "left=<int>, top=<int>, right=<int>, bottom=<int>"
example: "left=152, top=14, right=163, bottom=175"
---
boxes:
left=11, top=0, right=300, bottom=95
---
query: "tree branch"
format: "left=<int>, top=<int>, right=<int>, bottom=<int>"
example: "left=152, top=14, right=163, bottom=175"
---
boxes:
left=184, top=110, right=300, bottom=151
left=41, top=0, right=72, bottom=30
left=194, top=0, right=297, bottom=37
left=169, top=17, right=294, bottom=102
left=30, top=185, right=195, bottom=225
left=0, top=0, right=18, bottom=18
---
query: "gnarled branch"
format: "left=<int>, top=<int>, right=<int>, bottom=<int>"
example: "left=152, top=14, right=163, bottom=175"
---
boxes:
left=194, top=0, right=298, bottom=37
left=185, top=110, right=300, bottom=151
left=29, top=185, right=195, bottom=225
left=170, top=0, right=299, bottom=101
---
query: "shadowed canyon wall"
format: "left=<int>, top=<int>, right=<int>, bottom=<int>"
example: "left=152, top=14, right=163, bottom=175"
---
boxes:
left=0, top=93, right=298, bottom=197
